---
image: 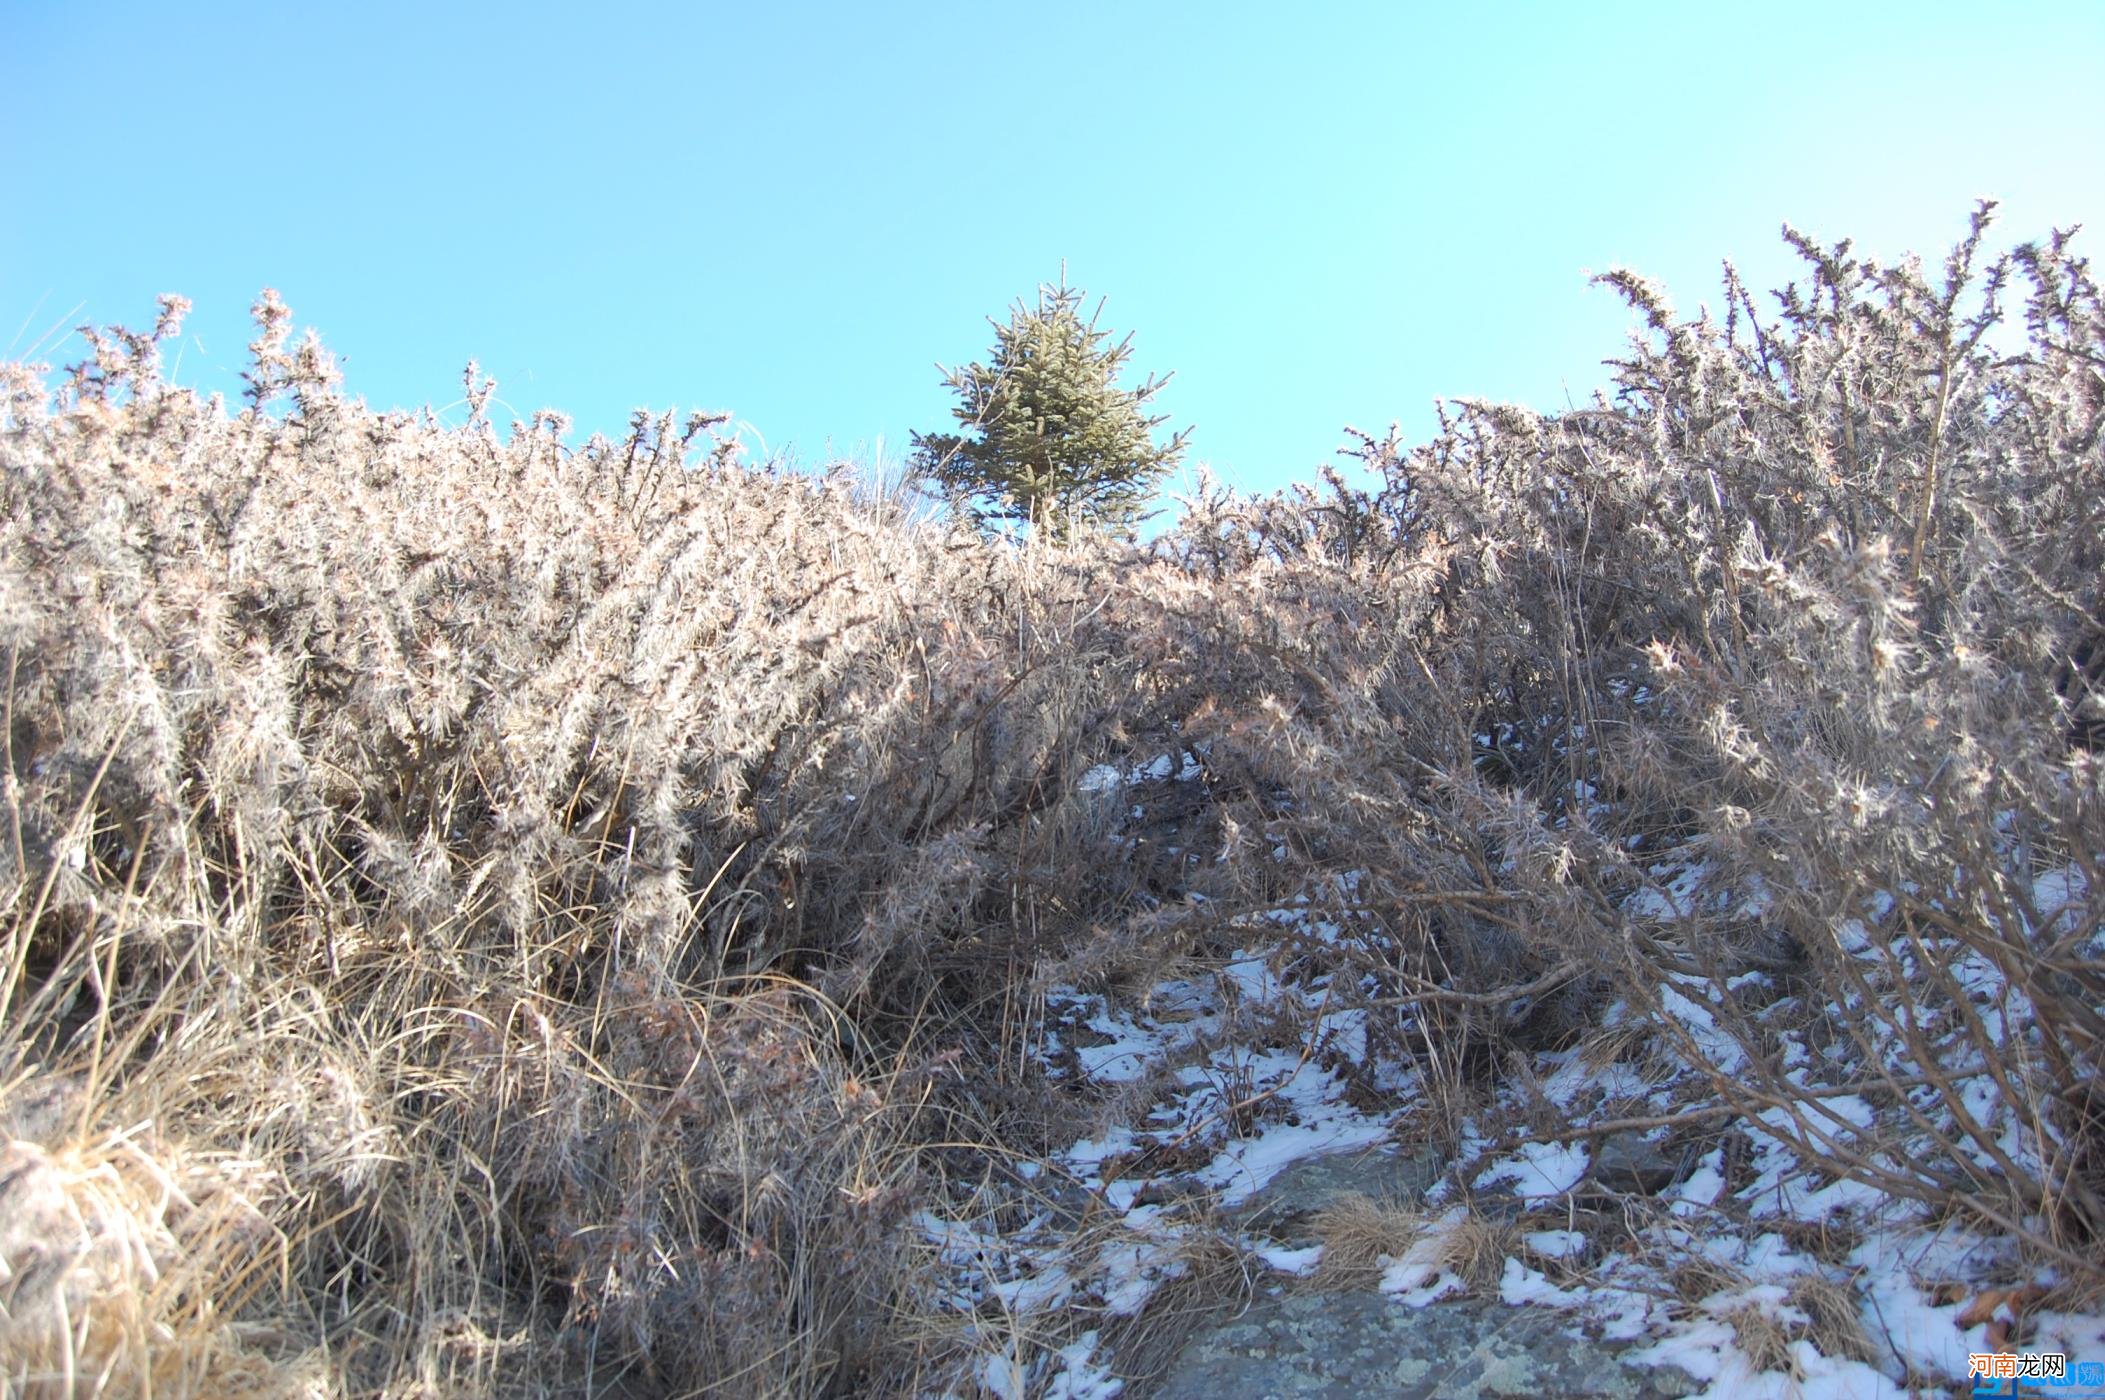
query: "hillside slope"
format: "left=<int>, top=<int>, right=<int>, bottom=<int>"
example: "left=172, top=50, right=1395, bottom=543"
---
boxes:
left=1, top=208, right=2098, bottom=1397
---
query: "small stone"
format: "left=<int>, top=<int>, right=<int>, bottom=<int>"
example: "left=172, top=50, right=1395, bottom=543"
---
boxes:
left=1590, top=1132, right=1687, bottom=1196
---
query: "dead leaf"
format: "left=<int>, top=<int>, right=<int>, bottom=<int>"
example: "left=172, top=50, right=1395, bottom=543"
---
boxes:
left=1957, top=1284, right=2048, bottom=1330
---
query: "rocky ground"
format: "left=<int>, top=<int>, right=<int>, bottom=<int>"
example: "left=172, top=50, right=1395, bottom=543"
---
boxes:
left=913, top=749, right=2105, bottom=1400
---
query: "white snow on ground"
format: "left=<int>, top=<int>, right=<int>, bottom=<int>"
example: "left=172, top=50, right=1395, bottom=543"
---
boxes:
left=1039, top=1331, right=1123, bottom=1400
left=1625, top=1321, right=1904, bottom=1400
left=1379, top=1207, right=1470, bottom=1306
left=1253, top=1241, right=1324, bottom=1276
left=1622, top=857, right=1711, bottom=921
left=1182, top=1054, right=1396, bottom=1207
left=1657, top=978, right=1748, bottom=1073
left=1498, top=1257, right=1591, bottom=1309
left=2033, top=864, right=2091, bottom=941
left=1523, top=1228, right=1588, bottom=1260
left=1077, top=747, right=1206, bottom=794
left=1474, top=1137, right=1591, bottom=1197
left=1097, top=1217, right=1188, bottom=1315
left=1054, top=985, right=1211, bottom=1084
left=923, top=810, right=2102, bottom=1398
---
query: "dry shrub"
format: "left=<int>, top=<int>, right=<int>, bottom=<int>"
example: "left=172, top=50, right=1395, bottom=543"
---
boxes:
left=1710, top=1275, right=1876, bottom=1378
left=1784, top=1273, right=1877, bottom=1366
left=1309, top=1192, right=1424, bottom=1288
left=1669, top=1254, right=1751, bottom=1307
left=1436, top=1209, right=1520, bottom=1294
left=0, top=295, right=1200, bottom=1393
left=1098, top=1227, right=1256, bottom=1390
left=1149, top=202, right=2103, bottom=1285
left=1720, top=1299, right=1798, bottom=1378
left=0, top=1127, right=300, bottom=1398
left=2, top=201, right=2098, bottom=1393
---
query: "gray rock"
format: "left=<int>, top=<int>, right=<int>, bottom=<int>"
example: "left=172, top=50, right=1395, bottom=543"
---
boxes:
left=1235, top=1146, right=1447, bottom=1244
left=1153, top=1291, right=1700, bottom=1400
left=1588, top=1132, right=1688, bottom=1197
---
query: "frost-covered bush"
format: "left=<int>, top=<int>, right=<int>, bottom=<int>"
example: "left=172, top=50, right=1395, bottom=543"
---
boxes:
left=1154, top=203, right=2103, bottom=1274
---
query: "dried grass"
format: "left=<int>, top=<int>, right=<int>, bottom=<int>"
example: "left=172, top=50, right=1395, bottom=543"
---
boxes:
left=1309, top=1192, right=1425, bottom=1288
left=1721, top=1300, right=1799, bottom=1378
left=1785, top=1273, right=1877, bottom=1366
left=2, top=202, right=2099, bottom=1393
left=1436, top=1209, right=1520, bottom=1294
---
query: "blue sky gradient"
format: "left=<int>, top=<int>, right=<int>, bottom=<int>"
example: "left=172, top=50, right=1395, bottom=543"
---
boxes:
left=5, top=1, right=2101, bottom=505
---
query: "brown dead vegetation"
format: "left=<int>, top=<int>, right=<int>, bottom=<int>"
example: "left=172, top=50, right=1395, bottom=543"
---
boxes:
left=1, top=204, right=2099, bottom=1393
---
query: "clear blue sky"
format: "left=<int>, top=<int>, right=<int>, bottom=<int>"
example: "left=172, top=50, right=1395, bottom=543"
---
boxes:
left=5, top=1, right=2102, bottom=506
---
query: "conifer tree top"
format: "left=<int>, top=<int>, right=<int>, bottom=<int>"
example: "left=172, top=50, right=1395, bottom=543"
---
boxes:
left=911, top=280, right=1190, bottom=540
